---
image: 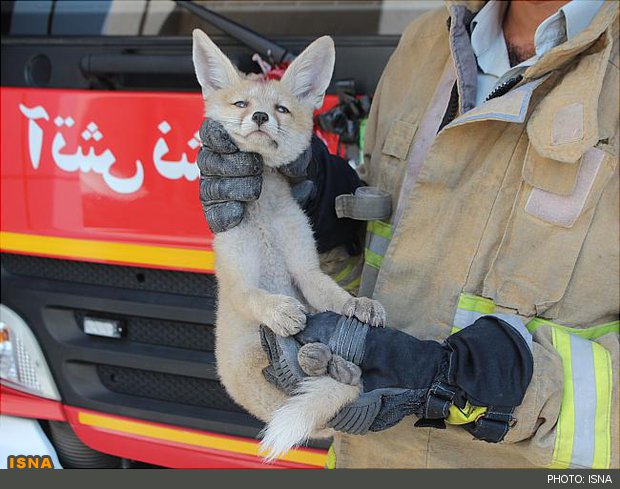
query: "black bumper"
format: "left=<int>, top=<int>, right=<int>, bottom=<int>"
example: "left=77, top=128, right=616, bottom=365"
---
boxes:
left=1, top=252, right=266, bottom=439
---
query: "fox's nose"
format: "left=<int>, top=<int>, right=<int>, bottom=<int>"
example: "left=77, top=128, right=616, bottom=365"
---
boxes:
left=252, top=111, right=269, bottom=127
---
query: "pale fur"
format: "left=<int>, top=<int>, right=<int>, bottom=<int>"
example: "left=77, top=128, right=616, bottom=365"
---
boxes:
left=259, top=377, right=361, bottom=461
left=192, top=30, right=386, bottom=458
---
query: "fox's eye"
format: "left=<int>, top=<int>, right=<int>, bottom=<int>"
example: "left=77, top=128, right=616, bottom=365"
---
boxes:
left=233, top=101, right=248, bottom=108
left=276, top=105, right=290, bottom=114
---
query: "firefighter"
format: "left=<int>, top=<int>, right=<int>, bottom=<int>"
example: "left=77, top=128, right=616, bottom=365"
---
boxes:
left=197, top=0, right=619, bottom=468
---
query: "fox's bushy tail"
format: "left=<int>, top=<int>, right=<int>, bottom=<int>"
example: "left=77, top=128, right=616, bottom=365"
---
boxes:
left=259, top=376, right=360, bottom=461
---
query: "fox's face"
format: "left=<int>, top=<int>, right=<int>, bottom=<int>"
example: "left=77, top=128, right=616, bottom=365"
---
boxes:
left=192, top=30, right=335, bottom=167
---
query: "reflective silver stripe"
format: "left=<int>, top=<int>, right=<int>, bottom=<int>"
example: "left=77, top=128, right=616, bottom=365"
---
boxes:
left=367, top=232, right=390, bottom=258
left=453, top=309, right=485, bottom=330
left=358, top=264, right=380, bottom=298
left=336, top=256, right=364, bottom=290
left=494, top=313, right=533, bottom=351
left=452, top=296, right=613, bottom=468
left=569, top=334, right=597, bottom=467
left=453, top=310, right=533, bottom=351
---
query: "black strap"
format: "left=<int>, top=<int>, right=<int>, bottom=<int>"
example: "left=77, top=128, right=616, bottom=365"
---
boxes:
left=413, top=382, right=457, bottom=429
left=462, top=406, right=515, bottom=443
left=413, top=383, right=516, bottom=443
left=425, top=382, right=457, bottom=419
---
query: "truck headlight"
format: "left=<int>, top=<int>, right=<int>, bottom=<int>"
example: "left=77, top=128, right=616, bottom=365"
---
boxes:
left=0, top=304, right=60, bottom=400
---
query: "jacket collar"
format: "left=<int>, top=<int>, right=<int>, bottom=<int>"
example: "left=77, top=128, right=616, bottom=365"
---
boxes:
left=443, top=1, right=618, bottom=163
left=526, top=1, right=618, bottom=163
left=444, top=1, right=485, bottom=13
left=525, top=1, right=618, bottom=80
left=444, top=0, right=618, bottom=80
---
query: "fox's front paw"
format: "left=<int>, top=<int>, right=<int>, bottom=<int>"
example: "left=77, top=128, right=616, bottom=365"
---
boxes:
left=263, top=296, right=307, bottom=337
left=342, top=297, right=386, bottom=328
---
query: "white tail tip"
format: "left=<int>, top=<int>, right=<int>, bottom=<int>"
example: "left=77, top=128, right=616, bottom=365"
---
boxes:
left=259, top=376, right=360, bottom=461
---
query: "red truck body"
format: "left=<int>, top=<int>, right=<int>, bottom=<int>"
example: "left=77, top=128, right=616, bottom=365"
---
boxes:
left=0, top=0, right=407, bottom=469
left=1, top=86, right=344, bottom=468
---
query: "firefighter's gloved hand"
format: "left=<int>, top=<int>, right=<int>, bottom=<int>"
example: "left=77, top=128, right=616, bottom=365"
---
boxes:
left=259, top=325, right=307, bottom=396
left=199, top=121, right=363, bottom=250
left=282, top=136, right=365, bottom=254
left=278, top=141, right=315, bottom=208
left=295, top=312, right=534, bottom=441
left=198, top=121, right=334, bottom=234
left=197, top=119, right=263, bottom=233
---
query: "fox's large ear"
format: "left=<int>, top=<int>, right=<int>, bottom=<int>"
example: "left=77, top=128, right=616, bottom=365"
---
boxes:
left=280, top=36, right=335, bottom=109
left=192, top=29, right=241, bottom=98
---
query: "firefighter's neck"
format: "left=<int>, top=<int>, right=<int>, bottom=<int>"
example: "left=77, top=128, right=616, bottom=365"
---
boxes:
left=502, top=0, right=570, bottom=66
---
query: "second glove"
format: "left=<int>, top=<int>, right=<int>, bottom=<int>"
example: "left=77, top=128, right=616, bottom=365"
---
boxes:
left=265, top=311, right=533, bottom=441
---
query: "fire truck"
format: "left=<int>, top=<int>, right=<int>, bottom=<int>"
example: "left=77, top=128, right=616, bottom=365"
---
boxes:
left=0, top=0, right=433, bottom=468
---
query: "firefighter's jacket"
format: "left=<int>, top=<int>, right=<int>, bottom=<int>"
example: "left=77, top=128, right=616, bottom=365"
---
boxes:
left=329, top=0, right=619, bottom=469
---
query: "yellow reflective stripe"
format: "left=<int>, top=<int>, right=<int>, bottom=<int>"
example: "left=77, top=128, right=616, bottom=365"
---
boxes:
left=343, top=275, right=361, bottom=293
left=359, top=119, right=367, bottom=166
left=551, top=328, right=574, bottom=469
left=364, top=247, right=383, bottom=269
left=457, top=293, right=495, bottom=314
left=325, top=444, right=336, bottom=469
left=452, top=293, right=496, bottom=332
left=367, top=220, right=393, bottom=239
left=592, top=342, right=612, bottom=469
left=455, top=294, right=618, bottom=341
left=78, top=411, right=326, bottom=467
left=445, top=403, right=487, bottom=425
left=454, top=294, right=615, bottom=468
left=363, top=220, right=392, bottom=273
left=549, top=328, right=613, bottom=469
left=0, top=231, right=215, bottom=273
left=333, top=257, right=358, bottom=284
left=528, top=318, right=619, bottom=341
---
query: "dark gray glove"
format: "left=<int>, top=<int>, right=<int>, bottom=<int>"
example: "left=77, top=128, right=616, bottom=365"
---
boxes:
left=198, top=119, right=262, bottom=233
left=198, top=119, right=313, bottom=233
left=263, top=312, right=533, bottom=441
left=278, top=144, right=314, bottom=207
left=259, top=325, right=307, bottom=396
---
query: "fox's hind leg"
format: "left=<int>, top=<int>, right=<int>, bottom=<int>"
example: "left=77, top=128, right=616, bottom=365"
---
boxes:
left=298, top=343, right=361, bottom=386
left=298, top=343, right=331, bottom=376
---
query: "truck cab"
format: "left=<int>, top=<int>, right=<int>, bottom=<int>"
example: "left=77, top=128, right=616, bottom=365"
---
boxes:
left=0, top=0, right=432, bottom=468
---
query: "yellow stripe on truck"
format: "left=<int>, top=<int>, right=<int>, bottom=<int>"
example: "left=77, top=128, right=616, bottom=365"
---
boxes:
left=78, top=412, right=327, bottom=467
left=0, top=231, right=215, bottom=272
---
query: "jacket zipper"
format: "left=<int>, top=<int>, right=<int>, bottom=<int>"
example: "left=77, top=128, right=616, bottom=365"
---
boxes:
left=484, top=74, right=524, bottom=102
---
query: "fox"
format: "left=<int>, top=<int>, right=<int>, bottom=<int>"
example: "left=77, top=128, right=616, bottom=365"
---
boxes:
left=191, top=29, right=386, bottom=460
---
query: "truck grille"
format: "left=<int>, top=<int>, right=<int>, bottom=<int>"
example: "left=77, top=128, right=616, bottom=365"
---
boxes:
left=97, top=365, right=245, bottom=413
left=1, top=251, right=268, bottom=437
left=1, top=253, right=216, bottom=297
left=75, top=311, right=216, bottom=352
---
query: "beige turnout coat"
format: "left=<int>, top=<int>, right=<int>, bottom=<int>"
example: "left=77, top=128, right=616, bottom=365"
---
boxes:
left=329, top=0, right=619, bottom=468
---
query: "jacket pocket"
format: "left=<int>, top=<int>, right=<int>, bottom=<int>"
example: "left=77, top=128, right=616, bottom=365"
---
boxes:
left=377, top=119, right=418, bottom=198
left=483, top=145, right=616, bottom=317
